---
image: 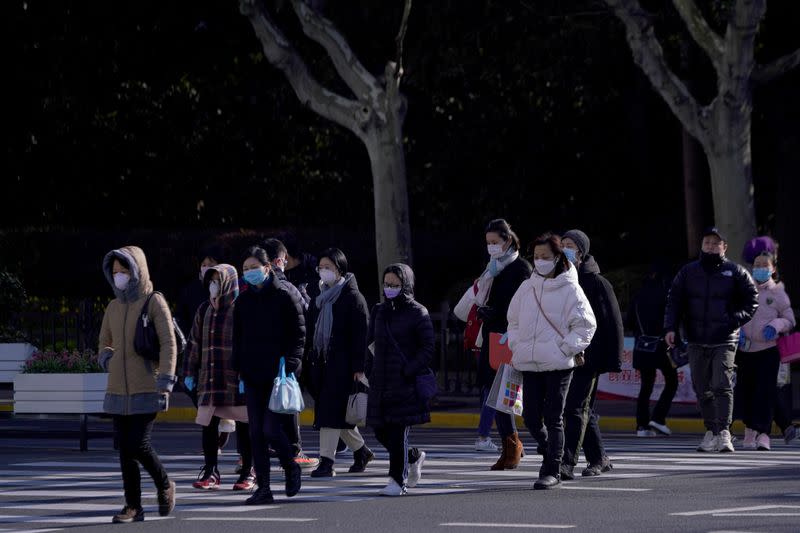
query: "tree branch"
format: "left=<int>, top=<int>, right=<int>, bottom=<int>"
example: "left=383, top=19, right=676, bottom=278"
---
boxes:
left=671, top=0, right=723, bottom=72
left=289, top=0, right=379, bottom=103
left=394, top=0, right=412, bottom=81
left=752, top=48, right=800, bottom=84
left=605, top=0, right=709, bottom=146
left=240, top=0, right=371, bottom=138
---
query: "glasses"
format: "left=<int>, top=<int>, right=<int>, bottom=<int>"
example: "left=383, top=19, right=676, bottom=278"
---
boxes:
left=383, top=283, right=402, bottom=290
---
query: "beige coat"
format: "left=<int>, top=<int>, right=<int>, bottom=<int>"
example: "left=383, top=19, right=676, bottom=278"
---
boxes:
left=99, top=246, right=177, bottom=415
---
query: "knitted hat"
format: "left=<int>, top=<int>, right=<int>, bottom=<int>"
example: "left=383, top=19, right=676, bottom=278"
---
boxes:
left=742, top=236, right=777, bottom=264
left=563, top=229, right=590, bottom=258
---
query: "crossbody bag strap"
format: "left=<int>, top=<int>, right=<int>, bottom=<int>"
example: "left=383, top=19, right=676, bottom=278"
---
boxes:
left=634, top=300, right=646, bottom=336
left=532, top=284, right=565, bottom=340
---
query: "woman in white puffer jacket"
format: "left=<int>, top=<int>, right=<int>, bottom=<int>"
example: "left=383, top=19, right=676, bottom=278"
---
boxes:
left=506, top=233, right=596, bottom=490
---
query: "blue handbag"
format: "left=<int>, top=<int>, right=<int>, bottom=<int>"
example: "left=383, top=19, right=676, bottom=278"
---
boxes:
left=268, top=357, right=305, bottom=414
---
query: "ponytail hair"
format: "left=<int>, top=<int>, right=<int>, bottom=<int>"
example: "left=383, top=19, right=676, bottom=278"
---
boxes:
left=485, top=218, right=521, bottom=251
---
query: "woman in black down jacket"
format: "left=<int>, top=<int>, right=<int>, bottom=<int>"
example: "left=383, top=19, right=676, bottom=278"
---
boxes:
left=305, top=248, right=375, bottom=477
left=367, top=263, right=435, bottom=497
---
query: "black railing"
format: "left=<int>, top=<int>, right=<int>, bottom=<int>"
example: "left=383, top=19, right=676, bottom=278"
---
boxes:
left=7, top=300, right=103, bottom=353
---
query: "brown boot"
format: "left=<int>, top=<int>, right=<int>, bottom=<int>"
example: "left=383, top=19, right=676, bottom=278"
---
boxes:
left=489, top=436, right=509, bottom=471
left=503, top=432, right=524, bottom=469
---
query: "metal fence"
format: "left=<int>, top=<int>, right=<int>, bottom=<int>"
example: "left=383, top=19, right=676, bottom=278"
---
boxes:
left=7, top=300, right=103, bottom=353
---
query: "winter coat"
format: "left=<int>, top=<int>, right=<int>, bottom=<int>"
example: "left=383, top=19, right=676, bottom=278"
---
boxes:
left=740, top=279, right=795, bottom=353
left=477, top=256, right=532, bottom=387
left=232, top=274, right=306, bottom=386
left=506, top=265, right=596, bottom=372
left=305, top=274, right=369, bottom=429
left=664, top=257, right=759, bottom=345
left=285, top=252, right=321, bottom=304
left=185, top=264, right=245, bottom=407
left=627, top=275, right=670, bottom=370
left=367, top=264, right=435, bottom=427
left=576, top=255, right=624, bottom=374
left=99, top=246, right=177, bottom=415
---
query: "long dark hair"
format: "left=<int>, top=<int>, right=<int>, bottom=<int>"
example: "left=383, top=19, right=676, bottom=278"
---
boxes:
left=320, top=247, right=349, bottom=275
left=485, top=218, right=521, bottom=251
left=530, top=232, right=571, bottom=277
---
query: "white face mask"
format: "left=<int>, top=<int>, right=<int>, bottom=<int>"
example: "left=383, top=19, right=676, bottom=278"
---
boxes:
left=113, top=272, right=131, bottom=290
left=199, top=266, right=210, bottom=282
left=319, top=269, right=337, bottom=285
left=534, top=259, right=556, bottom=276
left=209, top=280, right=220, bottom=299
left=487, top=244, right=504, bottom=258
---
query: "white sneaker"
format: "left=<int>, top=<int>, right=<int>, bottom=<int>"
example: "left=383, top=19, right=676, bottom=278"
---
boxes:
left=648, top=421, right=672, bottom=436
left=475, top=437, right=499, bottom=452
left=636, top=428, right=656, bottom=437
left=742, top=428, right=757, bottom=449
left=756, top=433, right=771, bottom=451
left=407, top=451, right=426, bottom=488
left=378, top=478, right=407, bottom=497
left=697, top=431, right=718, bottom=452
left=718, top=430, right=734, bottom=453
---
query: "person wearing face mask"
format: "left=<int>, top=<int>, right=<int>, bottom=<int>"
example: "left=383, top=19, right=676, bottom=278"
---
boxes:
left=367, top=264, right=435, bottom=496
left=664, top=227, right=758, bottom=453
left=506, top=233, right=596, bottom=490
left=735, top=252, right=795, bottom=451
left=559, top=229, right=623, bottom=479
left=184, top=265, right=255, bottom=491
left=471, top=219, right=532, bottom=470
left=98, top=246, right=177, bottom=523
left=304, top=248, right=374, bottom=477
left=232, top=246, right=306, bottom=505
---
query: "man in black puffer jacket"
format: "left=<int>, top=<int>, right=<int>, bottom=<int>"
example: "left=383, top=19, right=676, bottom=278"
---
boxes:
left=665, top=227, right=758, bottom=454
left=559, top=230, right=624, bottom=480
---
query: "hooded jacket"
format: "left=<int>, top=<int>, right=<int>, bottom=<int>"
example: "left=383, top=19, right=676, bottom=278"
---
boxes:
left=575, top=255, right=624, bottom=373
left=367, top=264, right=435, bottom=427
left=740, top=279, right=795, bottom=353
left=99, top=246, right=177, bottom=415
left=506, top=264, right=596, bottom=372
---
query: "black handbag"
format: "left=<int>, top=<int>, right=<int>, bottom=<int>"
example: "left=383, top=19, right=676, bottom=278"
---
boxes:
left=668, top=342, right=690, bottom=368
left=134, top=292, right=187, bottom=362
left=632, top=302, right=664, bottom=370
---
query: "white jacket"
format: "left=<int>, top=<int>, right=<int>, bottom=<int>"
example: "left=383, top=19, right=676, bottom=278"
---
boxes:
left=506, top=266, right=596, bottom=372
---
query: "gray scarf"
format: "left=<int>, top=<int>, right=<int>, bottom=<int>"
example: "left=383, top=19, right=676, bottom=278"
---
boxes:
left=313, top=273, right=351, bottom=358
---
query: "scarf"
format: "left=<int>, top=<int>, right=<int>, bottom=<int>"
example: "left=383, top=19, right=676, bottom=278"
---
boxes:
left=313, top=273, right=351, bottom=358
left=475, top=247, right=519, bottom=306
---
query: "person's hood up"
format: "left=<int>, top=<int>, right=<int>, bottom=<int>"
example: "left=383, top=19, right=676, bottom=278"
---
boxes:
left=103, top=246, right=152, bottom=303
left=384, top=263, right=415, bottom=302
left=204, top=263, right=239, bottom=309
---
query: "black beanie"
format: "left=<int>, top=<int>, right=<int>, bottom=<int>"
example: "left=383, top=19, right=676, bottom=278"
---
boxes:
left=563, top=229, right=590, bottom=258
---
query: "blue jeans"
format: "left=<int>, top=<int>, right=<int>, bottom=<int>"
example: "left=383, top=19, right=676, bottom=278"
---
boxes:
left=478, top=386, right=517, bottom=439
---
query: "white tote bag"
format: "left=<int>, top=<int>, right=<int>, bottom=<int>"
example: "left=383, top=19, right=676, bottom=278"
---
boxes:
left=485, top=363, right=523, bottom=416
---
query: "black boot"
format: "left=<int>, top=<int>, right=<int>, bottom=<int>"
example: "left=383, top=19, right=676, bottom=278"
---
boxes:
left=349, top=446, right=375, bottom=473
left=311, top=456, right=336, bottom=478
left=533, top=475, right=561, bottom=490
left=285, top=462, right=302, bottom=497
left=245, top=478, right=274, bottom=505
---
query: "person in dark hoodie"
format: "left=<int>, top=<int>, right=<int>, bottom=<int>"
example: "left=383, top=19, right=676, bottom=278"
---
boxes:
left=305, top=248, right=374, bottom=477
left=278, top=231, right=321, bottom=304
left=233, top=246, right=305, bottom=505
left=559, top=230, right=624, bottom=479
left=367, top=263, right=435, bottom=496
left=98, top=246, right=177, bottom=523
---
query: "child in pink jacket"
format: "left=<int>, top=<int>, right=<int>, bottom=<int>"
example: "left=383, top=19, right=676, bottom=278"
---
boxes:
left=737, top=252, right=795, bottom=450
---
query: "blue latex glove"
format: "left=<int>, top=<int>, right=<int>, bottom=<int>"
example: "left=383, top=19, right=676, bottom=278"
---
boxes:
left=239, top=380, right=245, bottom=394
left=738, top=330, right=747, bottom=348
left=184, top=376, right=195, bottom=392
left=499, top=333, right=509, bottom=345
left=763, top=325, right=778, bottom=341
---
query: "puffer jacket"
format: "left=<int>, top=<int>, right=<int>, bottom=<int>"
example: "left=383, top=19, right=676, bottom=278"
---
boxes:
left=740, top=279, right=795, bottom=353
left=664, top=257, right=758, bottom=345
left=576, top=255, right=624, bottom=374
left=506, top=265, right=596, bottom=372
left=99, top=246, right=177, bottom=415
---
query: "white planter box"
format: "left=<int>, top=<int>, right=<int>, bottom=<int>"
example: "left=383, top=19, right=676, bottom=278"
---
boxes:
left=0, top=343, right=36, bottom=383
left=13, top=373, right=108, bottom=414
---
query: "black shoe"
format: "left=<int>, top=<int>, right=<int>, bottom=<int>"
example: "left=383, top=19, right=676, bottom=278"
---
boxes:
left=349, top=446, right=375, bottom=473
left=112, top=506, right=144, bottom=523
left=311, top=456, right=336, bottom=478
left=559, top=464, right=575, bottom=481
left=285, top=463, right=302, bottom=497
left=245, top=485, right=274, bottom=505
left=533, top=475, right=561, bottom=490
left=157, top=480, right=176, bottom=516
left=582, top=456, right=613, bottom=477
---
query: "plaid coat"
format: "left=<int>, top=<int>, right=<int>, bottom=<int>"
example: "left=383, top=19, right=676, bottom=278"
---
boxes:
left=185, top=264, right=245, bottom=407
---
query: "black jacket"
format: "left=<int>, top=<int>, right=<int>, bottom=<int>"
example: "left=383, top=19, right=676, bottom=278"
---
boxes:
left=627, top=276, right=670, bottom=370
left=576, top=255, right=624, bottom=374
left=477, top=256, right=532, bottom=387
left=367, top=264, right=435, bottom=427
left=232, top=275, right=306, bottom=385
left=285, top=252, right=321, bottom=303
left=305, top=274, right=369, bottom=429
left=664, top=256, right=758, bottom=345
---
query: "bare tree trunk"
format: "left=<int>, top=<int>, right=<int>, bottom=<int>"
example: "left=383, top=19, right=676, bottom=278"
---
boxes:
left=682, top=129, right=706, bottom=258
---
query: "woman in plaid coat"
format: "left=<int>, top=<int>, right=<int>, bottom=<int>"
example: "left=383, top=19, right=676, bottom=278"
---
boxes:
left=184, top=264, right=253, bottom=491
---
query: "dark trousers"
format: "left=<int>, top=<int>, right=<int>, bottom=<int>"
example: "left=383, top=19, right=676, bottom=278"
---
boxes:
left=562, top=367, right=605, bottom=467
left=734, top=347, right=780, bottom=434
left=689, top=343, right=736, bottom=433
left=774, top=384, right=794, bottom=433
left=245, top=381, right=295, bottom=487
left=282, top=413, right=302, bottom=456
left=374, top=424, right=411, bottom=486
left=113, top=413, right=169, bottom=510
left=202, top=417, right=253, bottom=472
left=521, top=369, right=572, bottom=477
left=636, top=357, right=679, bottom=428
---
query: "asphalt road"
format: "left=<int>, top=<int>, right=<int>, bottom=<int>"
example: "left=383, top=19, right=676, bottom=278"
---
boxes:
left=1, top=421, right=799, bottom=532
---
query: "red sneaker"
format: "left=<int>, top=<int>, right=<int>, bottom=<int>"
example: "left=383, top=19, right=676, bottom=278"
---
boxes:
left=294, top=452, right=319, bottom=470
left=192, top=466, right=221, bottom=490
left=233, top=468, right=256, bottom=491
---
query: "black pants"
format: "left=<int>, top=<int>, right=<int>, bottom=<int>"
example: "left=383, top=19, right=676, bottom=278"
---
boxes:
left=562, top=367, right=605, bottom=467
left=735, top=347, right=780, bottom=434
left=245, top=381, right=295, bottom=487
left=373, top=424, right=421, bottom=486
left=202, top=416, right=253, bottom=472
left=282, top=413, right=302, bottom=456
left=774, top=384, right=794, bottom=433
left=113, top=414, right=169, bottom=510
left=636, top=356, right=679, bottom=428
left=521, top=369, right=572, bottom=477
